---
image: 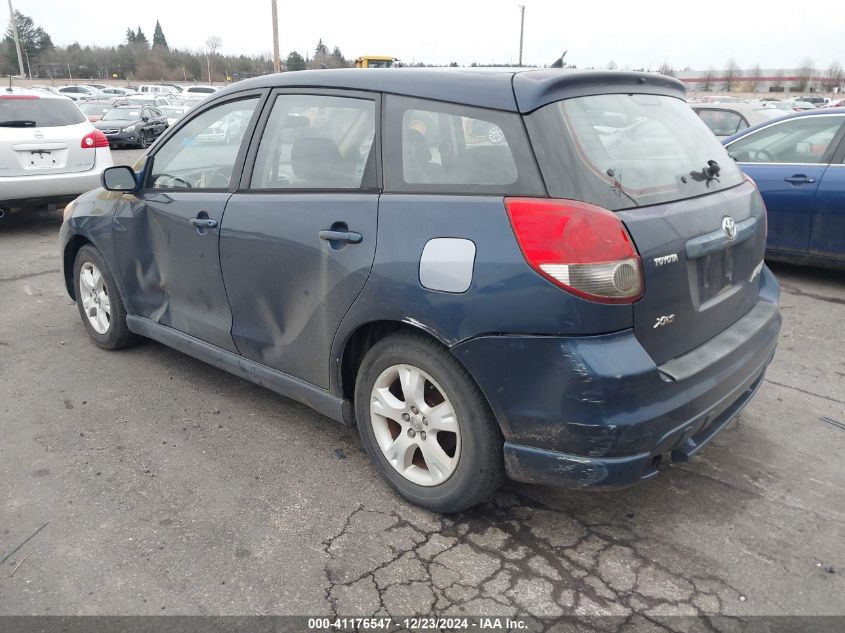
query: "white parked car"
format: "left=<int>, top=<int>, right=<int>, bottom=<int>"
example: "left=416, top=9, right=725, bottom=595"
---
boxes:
left=100, top=87, right=137, bottom=97
left=57, top=85, right=107, bottom=101
left=119, top=95, right=171, bottom=108
left=138, top=84, right=179, bottom=96
left=183, top=85, right=218, bottom=95
left=0, top=88, right=113, bottom=211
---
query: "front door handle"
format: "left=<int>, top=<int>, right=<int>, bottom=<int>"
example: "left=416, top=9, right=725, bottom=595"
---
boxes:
left=319, top=229, right=362, bottom=244
left=189, top=217, right=218, bottom=229
left=784, top=175, right=816, bottom=184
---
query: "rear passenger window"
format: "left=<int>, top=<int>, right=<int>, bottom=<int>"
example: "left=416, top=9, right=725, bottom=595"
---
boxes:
left=384, top=95, right=544, bottom=195
left=250, top=94, right=376, bottom=190
left=401, top=109, right=516, bottom=185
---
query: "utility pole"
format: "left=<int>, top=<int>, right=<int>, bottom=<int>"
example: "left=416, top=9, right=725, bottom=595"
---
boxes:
left=7, top=0, right=25, bottom=77
left=271, top=0, right=281, bottom=73
left=518, top=5, right=525, bottom=67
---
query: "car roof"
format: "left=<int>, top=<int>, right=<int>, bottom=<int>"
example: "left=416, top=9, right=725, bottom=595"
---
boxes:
left=212, top=68, right=686, bottom=113
left=692, top=102, right=778, bottom=114
left=722, top=107, right=845, bottom=144
left=1, top=86, right=71, bottom=100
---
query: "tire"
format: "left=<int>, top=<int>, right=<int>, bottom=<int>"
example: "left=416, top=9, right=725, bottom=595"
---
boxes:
left=354, top=333, right=504, bottom=513
left=73, top=244, right=138, bottom=350
left=138, top=132, right=148, bottom=149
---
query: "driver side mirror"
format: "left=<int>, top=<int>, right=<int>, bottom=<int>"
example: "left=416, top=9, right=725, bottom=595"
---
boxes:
left=142, top=116, right=150, bottom=122
left=102, top=165, right=138, bottom=192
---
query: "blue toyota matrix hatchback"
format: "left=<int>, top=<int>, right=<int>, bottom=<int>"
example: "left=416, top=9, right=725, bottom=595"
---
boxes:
left=60, top=69, right=781, bottom=512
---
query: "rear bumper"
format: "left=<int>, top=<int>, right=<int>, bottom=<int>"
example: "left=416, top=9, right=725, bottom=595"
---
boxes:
left=0, top=150, right=112, bottom=207
left=451, top=266, right=781, bottom=488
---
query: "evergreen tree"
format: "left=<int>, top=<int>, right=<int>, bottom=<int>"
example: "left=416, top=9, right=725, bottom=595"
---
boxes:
left=152, top=21, right=168, bottom=50
left=135, top=26, right=149, bottom=48
left=126, top=28, right=136, bottom=45
left=314, top=39, right=329, bottom=61
left=286, top=51, right=306, bottom=71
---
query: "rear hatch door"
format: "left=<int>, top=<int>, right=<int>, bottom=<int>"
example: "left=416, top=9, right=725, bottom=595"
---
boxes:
left=524, top=90, right=765, bottom=363
left=0, top=96, right=94, bottom=177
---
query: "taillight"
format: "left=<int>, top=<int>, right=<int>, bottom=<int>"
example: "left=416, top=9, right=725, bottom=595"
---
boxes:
left=505, top=197, right=643, bottom=303
left=81, top=130, right=109, bottom=149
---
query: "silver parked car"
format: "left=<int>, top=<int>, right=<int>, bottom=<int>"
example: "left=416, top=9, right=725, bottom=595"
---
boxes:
left=0, top=88, right=113, bottom=211
left=692, top=102, right=786, bottom=138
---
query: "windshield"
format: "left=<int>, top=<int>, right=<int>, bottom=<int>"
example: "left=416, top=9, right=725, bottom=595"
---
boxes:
left=527, top=94, right=745, bottom=210
left=0, top=97, right=86, bottom=127
left=102, top=108, right=141, bottom=121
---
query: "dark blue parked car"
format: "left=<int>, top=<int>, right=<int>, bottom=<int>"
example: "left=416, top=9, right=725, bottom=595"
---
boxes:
left=724, top=108, right=845, bottom=269
left=60, top=69, right=781, bottom=512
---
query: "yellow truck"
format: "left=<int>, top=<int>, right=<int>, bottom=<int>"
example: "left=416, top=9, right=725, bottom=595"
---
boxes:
left=355, top=56, right=397, bottom=69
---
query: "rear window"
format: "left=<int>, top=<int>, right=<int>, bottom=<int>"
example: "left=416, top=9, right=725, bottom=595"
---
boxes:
left=527, top=94, right=745, bottom=210
left=0, top=97, right=86, bottom=127
left=384, top=95, right=544, bottom=195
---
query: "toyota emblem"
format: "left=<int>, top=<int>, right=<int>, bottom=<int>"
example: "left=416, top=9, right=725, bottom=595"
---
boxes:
left=722, top=216, right=737, bottom=240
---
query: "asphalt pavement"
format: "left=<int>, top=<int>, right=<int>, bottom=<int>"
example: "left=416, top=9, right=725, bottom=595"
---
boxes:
left=0, top=149, right=843, bottom=626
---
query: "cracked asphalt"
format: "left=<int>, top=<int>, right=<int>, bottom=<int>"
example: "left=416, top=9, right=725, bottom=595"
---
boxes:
left=1, top=155, right=844, bottom=628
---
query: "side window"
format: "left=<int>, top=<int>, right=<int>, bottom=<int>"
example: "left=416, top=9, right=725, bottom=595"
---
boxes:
left=728, top=116, right=843, bottom=164
left=250, top=94, right=376, bottom=190
left=384, top=95, right=544, bottom=194
left=148, top=96, right=259, bottom=190
left=697, top=109, right=744, bottom=137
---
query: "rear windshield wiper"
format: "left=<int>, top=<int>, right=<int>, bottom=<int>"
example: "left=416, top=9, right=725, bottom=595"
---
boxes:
left=688, top=160, right=721, bottom=187
left=0, top=120, right=37, bottom=127
left=606, top=168, right=639, bottom=206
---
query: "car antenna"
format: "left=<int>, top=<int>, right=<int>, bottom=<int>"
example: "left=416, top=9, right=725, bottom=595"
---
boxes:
left=550, top=51, right=567, bottom=68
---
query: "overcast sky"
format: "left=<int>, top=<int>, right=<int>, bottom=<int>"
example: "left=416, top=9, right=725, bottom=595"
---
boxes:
left=7, top=0, right=844, bottom=70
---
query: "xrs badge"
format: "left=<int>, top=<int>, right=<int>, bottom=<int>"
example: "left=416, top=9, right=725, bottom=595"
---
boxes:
left=653, top=314, right=675, bottom=329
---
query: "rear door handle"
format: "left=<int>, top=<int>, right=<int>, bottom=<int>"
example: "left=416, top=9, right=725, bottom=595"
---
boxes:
left=189, top=217, right=218, bottom=229
left=319, top=229, right=362, bottom=244
left=784, top=175, right=816, bottom=184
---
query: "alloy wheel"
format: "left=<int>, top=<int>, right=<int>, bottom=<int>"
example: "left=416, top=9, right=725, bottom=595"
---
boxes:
left=78, top=261, right=111, bottom=335
left=369, top=364, right=461, bottom=486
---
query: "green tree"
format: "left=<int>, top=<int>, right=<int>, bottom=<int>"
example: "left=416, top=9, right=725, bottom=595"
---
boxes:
left=125, top=28, right=136, bottom=45
left=286, top=50, right=306, bottom=71
left=152, top=21, right=168, bottom=50
left=3, top=11, right=53, bottom=72
left=314, top=39, right=329, bottom=62
left=329, top=45, right=346, bottom=68
left=135, top=26, right=149, bottom=48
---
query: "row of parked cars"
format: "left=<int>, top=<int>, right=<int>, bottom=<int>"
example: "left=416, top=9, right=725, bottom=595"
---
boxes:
left=33, top=82, right=218, bottom=101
